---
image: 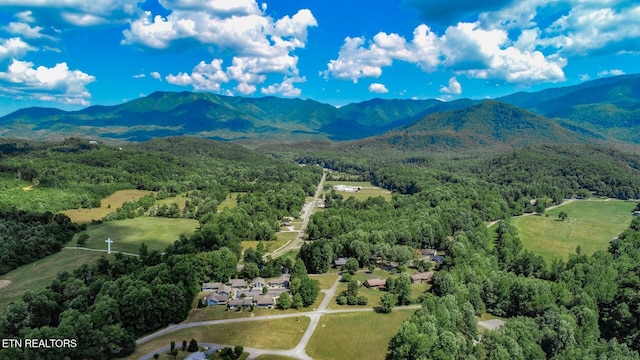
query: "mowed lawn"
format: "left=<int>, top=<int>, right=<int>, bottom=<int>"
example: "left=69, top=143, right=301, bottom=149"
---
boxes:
left=306, top=310, right=414, bottom=360
left=76, top=217, right=199, bottom=253
left=126, top=317, right=310, bottom=360
left=323, top=181, right=392, bottom=202
left=513, top=200, right=636, bottom=262
left=219, top=192, right=244, bottom=210
left=0, top=249, right=104, bottom=312
left=62, top=189, right=152, bottom=223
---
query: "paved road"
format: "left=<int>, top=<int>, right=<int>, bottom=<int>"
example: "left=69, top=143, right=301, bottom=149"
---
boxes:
left=270, top=171, right=326, bottom=258
left=486, top=198, right=576, bottom=228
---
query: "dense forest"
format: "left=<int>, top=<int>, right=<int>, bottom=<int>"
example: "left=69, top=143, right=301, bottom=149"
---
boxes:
left=2, top=136, right=640, bottom=359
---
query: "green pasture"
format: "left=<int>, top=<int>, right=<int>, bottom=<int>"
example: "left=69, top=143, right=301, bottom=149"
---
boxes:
left=219, top=192, right=244, bottom=210
left=323, top=181, right=392, bottom=202
left=62, top=189, right=152, bottom=223
left=127, top=317, right=310, bottom=360
left=0, top=249, right=105, bottom=312
left=306, top=310, right=415, bottom=360
left=512, top=200, right=636, bottom=262
left=76, top=217, right=199, bottom=253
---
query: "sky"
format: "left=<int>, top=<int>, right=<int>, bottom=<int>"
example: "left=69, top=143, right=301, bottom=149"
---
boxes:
left=0, top=0, right=638, bottom=115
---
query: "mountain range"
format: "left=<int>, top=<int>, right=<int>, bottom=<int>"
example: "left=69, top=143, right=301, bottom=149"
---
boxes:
left=0, top=73, right=639, bottom=150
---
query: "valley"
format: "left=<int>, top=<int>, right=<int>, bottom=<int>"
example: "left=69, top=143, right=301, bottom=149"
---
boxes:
left=1, top=74, right=640, bottom=360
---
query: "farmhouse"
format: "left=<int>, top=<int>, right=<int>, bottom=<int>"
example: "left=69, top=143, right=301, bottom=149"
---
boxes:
left=333, top=185, right=361, bottom=192
left=411, top=272, right=434, bottom=283
left=364, top=278, right=386, bottom=289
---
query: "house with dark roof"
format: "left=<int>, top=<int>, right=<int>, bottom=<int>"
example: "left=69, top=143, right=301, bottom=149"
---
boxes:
left=229, top=278, right=248, bottom=289
left=432, top=255, right=444, bottom=264
left=236, top=289, right=262, bottom=300
left=364, top=278, right=386, bottom=289
left=251, top=277, right=266, bottom=289
left=228, top=298, right=252, bottom=310
left=255, top=295, right=275, bottom=308
left=205, top=293, right=228, bottom=306
left=202, top=282, right=223, bottom=292
left=421, top=249, right=438, bottom=258
left=217, top=285, right=232, bottom=297
left=410, top=272, right=433, bottom=284
left=268, top=276, right=290, bottom=288
left=334, top=257, right=349, bottom=267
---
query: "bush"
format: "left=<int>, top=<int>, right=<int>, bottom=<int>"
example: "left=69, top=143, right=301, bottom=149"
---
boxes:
left=347, top=295, right=358, bottom=305
left=76, top=233, right=89, bottom=246
left=340, top=273, right=353, bottom=282
left=337, top=295, right=347, bottom=305
left=187, top=338, right=198, bottom=352
left=357, top=295, right=368, bottom=305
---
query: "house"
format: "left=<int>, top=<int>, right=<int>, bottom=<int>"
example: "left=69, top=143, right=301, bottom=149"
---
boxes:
left=236, top=289, right=262, bottom=300
left=205, top=293, right=228, bottom=306
left=364, top=278, right=386, bottom=289
left=410, top=272, right=434, bottom=283
left=202, top=282, right=223, bottom=292
left=334, top=257, right=349, bottom=267
left=255, top=295, right=275, bottom=308
left=421, top=249, right=438, bottom=258
left=229, top=278, right=248, bottom=288
left=432, top=255, right=444, bottom=264
left=251, top=277, right=266, bottom=289
left=268, top=276, right=290, bottom=288
left=228, top=298, right=252, bottom=310
left=217, top=285, right=232, bottom=297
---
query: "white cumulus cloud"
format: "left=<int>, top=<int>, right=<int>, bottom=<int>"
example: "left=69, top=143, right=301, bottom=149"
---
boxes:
left=368, top=83, right=389, bottom=93
left=0, top=59, right=95, bottom=105
left=1, top=0, right=140, bottom=26
left=0, top=37, right=36, bottom=60
left=124, top=1, right=317, bottom=96
left=166, top=59, right=229, bottom=91
left=597, top=69, right=625, bottom=77
left=261, top=76, right=305, bottom=97
left=150, top=71, right=162, bottom=80
left=439, top=77, right=462, bottom=94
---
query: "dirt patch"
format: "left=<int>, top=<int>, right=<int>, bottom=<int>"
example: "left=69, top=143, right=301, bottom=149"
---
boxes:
left=0, top=280, right=12, bottom=289
left=478, top=319, right=505, bottom=330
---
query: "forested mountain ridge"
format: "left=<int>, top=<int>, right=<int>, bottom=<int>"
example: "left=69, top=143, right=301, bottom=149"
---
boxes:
left=0, top=74, right=638, bottom=145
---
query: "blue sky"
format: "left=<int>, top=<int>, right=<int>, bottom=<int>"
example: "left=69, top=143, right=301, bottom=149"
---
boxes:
left=0, top=0, right=638, bottom=115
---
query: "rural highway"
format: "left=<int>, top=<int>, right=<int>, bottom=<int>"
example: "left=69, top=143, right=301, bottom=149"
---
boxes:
left=269, top=170, right=327, bottom=259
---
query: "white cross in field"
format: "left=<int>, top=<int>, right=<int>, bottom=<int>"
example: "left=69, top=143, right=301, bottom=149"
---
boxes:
left=105, top=238, right=113, bottom=254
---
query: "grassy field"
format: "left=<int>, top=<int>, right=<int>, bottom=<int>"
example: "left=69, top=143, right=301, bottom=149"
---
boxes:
left=126, top=317, right=310, bottom=360
left=155, top=194, right=189, bottom=210
left=323, top=181, right=392, bottom=202
left=0, top=249, right=105, bottom=312
left=219, top=192, right=244, bottom=210
left=309, top=273, right=339, bottom=290
left=61, top=189, right=152, bottom=223
left=76, top=217, right=199, bottom=253
left=513, top=200, right=636, bottom=262
left=306, top=310, right=415, bottom=360
left=254, top=356, right=297, bottom=360
left=241, top=235, right=290, bottom=254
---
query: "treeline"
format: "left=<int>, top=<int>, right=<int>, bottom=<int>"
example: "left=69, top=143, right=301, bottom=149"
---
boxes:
left=0, top=210, right=79, bottom=274
left=0, top=137, right=321, bottom=213
left=0, top=244, right=245, bottom=359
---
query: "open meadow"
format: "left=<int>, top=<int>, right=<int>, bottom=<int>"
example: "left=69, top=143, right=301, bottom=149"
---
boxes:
left=76, top=217, right=199, bottom=253
left=0, top=249, right=105, bottom=312
left=513, top=199, right=637, bottom=262
left=323, top=181, right=392, bottom=202
left=306, top=310, right=414, bottom=360
left=126, top=317, right=310, bottom=360
left=61, top=189, right=152, bottom=223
